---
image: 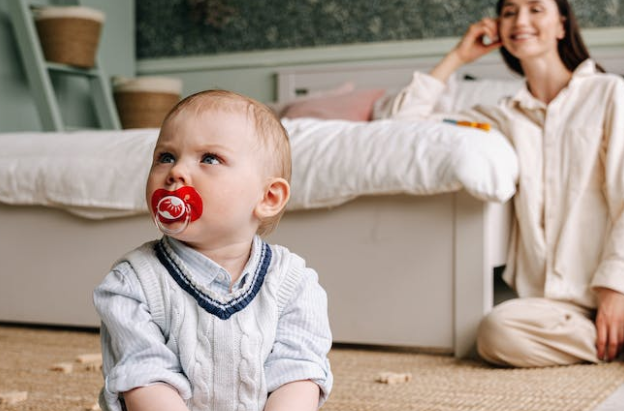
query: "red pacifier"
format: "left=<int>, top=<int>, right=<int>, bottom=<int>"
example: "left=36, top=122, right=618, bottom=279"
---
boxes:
left=150, top=186, right=203, bottom=235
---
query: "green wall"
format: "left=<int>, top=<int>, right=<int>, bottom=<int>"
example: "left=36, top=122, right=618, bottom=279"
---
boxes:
left=136, top=0, right=624, bottom=58
left=1, top=0, right=622, bottom=131
left=0, top=0, right=134, bottom=131
left=136, top=26, right=624, bottom=104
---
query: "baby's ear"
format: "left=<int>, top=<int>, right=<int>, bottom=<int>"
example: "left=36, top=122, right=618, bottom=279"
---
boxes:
left=255, top=177, right=290, bottom=220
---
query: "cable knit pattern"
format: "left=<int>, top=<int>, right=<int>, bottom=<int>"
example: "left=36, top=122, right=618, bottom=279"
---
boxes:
left=95, top=236, right=332, bottom=411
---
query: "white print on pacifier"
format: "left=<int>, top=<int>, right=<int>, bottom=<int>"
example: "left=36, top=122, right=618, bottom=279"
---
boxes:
left=154, top=195, right=191, bottom=235
left=157, top=195, right=187, bottom=221
left=151, top=187, right=203, bottom=236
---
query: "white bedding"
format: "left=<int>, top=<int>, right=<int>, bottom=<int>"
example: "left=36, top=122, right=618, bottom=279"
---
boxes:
left=0, top=119, right=518, bottom=219
left=284, top=118, right=518, bottom=209
left=0, top=128, right=156, bottom=219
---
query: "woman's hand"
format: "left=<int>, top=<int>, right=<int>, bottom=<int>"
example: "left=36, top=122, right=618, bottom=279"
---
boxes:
left=430, top=17, right=503, bottom=82
left=454, top=17, right=503, bottom=64
left=595, top=287, right=624, bottom=361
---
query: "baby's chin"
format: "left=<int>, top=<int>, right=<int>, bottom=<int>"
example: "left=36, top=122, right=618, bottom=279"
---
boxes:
left=176, top=228, right=254, bottom=248
left=165, top=223, right=211, bottom=242
left=162, top=221, right=189, bottom=235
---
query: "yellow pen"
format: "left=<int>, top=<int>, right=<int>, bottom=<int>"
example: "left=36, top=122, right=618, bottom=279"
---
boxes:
left=443, top=118, right=491, bottom=131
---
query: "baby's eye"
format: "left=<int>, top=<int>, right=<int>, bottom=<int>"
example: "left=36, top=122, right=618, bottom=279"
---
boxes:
left=501, top=9, right=517, bottom=17
left=201, top=153, right=221, bottom=165
left=157, top=152, right=175, bottom=163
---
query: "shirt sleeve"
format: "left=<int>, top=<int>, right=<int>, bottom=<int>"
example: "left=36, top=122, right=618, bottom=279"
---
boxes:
left=264, top=261, right=333, bottom=406
left=386, top=71, right=448, bottom=120
left=591, top=78, right=624, bottom=294
left=93, top=262, right=192, bottom=411
left=385, top=71, right=514, bottom=135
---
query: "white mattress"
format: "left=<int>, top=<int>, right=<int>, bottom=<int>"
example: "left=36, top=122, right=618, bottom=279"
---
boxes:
left=0, top=118, right=517, bottom=219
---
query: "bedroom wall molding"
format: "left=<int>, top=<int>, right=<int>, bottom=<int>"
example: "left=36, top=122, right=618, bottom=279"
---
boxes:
left=137, top=26, right=624, bottom=75
left=135, top=26, right=624, bottom=103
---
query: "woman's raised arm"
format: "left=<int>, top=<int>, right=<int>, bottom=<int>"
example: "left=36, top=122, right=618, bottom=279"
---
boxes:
left=430, top=17, right=503, bottom=82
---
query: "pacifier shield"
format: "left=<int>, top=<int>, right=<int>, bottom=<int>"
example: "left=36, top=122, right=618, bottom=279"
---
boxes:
left=151, top=186, right=203, bottom=224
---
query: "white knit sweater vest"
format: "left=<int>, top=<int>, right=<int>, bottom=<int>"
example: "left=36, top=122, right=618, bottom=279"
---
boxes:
left=123, top=238, right=302, bottom=411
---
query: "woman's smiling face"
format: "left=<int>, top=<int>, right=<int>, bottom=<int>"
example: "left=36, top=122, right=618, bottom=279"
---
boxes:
left=498, top=0, right=565, bottom=62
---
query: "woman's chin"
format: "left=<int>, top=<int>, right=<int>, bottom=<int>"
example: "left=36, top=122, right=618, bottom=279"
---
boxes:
left=505, top=43, right=555, bottom=62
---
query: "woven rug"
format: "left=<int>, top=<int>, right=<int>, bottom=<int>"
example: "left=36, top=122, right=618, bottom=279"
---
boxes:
left=324, top=347, right=624, bottom=411
left=1, top=325, right=624, bottom=411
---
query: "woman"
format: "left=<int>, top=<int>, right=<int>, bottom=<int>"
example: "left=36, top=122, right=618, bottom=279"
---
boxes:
left=389, top=0, right=624, bottom=367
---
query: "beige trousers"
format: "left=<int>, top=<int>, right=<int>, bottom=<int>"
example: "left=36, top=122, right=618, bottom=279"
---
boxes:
left=476, top=298, right=599, bottom=367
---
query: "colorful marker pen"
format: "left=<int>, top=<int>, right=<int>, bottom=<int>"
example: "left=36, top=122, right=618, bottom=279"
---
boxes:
left=443, top=118, right=491, bottom=131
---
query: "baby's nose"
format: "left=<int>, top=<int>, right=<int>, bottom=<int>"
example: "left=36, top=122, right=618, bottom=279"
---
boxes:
left=166, top=163, right=190, bottom=185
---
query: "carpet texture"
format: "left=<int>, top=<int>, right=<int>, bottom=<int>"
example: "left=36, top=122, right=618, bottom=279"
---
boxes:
left=1, top=325, right=624, bottom=411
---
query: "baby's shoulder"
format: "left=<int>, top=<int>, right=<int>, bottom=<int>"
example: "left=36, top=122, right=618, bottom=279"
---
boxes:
left=266, top=243, right=309, bottom=274
left=265, top=242, right=319, bottom=290
left=106, top=239, right=168, bottom=293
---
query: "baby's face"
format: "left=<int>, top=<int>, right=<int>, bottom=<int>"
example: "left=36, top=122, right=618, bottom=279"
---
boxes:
left=146, top=108, right=268, bottom=246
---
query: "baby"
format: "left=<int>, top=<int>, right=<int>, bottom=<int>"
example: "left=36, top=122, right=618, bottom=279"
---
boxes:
left=94, top=90, right=333, bottom=411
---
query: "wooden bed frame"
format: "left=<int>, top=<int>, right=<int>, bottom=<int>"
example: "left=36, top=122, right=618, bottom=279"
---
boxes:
left=0, top=193, right=511, bottom=358
left=270, top=192, right=512, bottom=357
left=1, top=46, right=621, bottom=358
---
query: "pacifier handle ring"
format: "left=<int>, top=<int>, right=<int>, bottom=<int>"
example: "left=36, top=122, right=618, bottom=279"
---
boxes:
left=154, top=203, right=191, bottom=235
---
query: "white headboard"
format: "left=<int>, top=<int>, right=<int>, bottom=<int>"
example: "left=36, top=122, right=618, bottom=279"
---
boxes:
left=276, top=44, right=624, bottom=103
left=276, top=55, right=520, bottom=103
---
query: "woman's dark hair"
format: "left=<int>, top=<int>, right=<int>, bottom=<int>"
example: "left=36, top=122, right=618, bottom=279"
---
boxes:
left=496, top=0, right=605, bottom=75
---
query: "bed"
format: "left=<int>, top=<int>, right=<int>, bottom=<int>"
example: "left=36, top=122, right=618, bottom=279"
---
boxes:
left=9, top=51, right=594, bottom=359
left=0, top=84, right=519, bottom=363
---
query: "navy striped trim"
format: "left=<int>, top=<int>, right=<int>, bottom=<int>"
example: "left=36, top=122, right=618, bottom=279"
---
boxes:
left=154, top=239, right=271, bottom=320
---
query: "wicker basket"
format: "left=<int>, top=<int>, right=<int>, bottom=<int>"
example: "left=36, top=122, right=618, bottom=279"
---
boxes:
left=34, top=6, right=105, bottom=68
left=113, top=77, right=183, bottom=129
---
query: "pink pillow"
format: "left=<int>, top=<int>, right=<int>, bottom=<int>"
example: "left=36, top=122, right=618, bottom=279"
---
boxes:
left=281, top=88, right=386, bottom=122
left=267, top=82, right=355, bottom=116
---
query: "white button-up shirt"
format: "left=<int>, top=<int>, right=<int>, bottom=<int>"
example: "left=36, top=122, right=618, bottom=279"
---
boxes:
left=389, top=60, right=624, bottom=308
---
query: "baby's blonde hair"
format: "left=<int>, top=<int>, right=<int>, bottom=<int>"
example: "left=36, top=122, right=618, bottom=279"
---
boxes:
left=162, top=89, right=291, bottom=236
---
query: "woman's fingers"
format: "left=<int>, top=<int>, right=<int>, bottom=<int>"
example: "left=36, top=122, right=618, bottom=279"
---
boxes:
left=595, top=311, right=619, bottom=361
left=607, top=323, right=617, bottom=360
left=481, top=17, right=500, bottom=44
left=595, top=287, right=624, bottom=361
left=596, top=313, right=607, bottom=360
left=455, top=18, right=501, bottom=63
left=606, top=322, right=624, bottom=360
left=432, top=17, right=503, bottom=80
left=468, top=18, right=499, bottom=44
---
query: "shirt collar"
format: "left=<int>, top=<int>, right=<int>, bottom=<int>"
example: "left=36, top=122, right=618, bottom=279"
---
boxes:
left=165, top=235, right=262, bottom=290
left=510, top=59, right=597, bottom=110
